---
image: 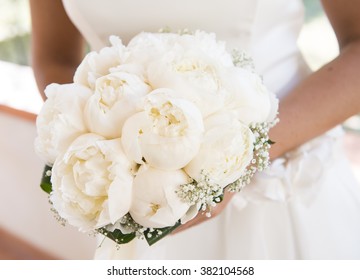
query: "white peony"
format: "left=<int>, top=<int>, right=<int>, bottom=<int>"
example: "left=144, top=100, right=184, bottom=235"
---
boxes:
left=176, top=30, right=234, bottom=67
left=148, top=47, right=225, bottom=117
left=223, top=67, right=274, bottom=125
left=84, top=71, right=151, bottom=139
left=184, top=112, right=255, bottom=188
left=50, top=133, right=136, bottom=231
left=34, top=83, right=91, bottom=165
left=145, top=31, right=233, bottom=117
left=74, top=36, right=128, bottom=90
left=129, top=166, right=191, bottom=228
left=121, top=89, right=204, bottom=170
left=126, top=32, right=177, bottom=66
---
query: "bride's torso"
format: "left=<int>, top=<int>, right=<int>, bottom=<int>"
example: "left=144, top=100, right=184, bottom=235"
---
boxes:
left=62, top=0, right=310, bottom=97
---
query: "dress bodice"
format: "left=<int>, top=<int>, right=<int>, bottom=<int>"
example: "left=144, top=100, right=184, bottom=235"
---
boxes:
left=62, top=0, right=310, bottom=97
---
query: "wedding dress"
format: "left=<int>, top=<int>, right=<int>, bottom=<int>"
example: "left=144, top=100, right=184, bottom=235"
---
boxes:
left=61, top=0, right=360, bottom=259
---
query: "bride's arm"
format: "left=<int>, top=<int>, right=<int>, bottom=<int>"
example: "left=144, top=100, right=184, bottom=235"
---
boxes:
left=29, top=0, right=85, bottom=100
left=174, top=0, right=360, bottom=234
left=269, top=0, right=360, bottom=159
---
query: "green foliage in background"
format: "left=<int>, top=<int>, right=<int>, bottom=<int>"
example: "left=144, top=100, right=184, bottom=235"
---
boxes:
left=0, top=0, right=31, bottom=65
left=0, top=33, right=30, bottom=65
left=303, top=0, right=324, bottom=21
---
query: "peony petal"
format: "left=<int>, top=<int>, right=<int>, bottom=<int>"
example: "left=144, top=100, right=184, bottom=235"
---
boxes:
left=129, top=166, right=191, bottom=228
left=122, top=90, right=204, bottom=170
left=50, top=134, right=135, bottom=231
left=35, top=83, right=91, bottom=165
left=223, top=67, right=273, bottom=125
left=184, top=114, right=254, bottom=187
left=74, top=36, right=127, bottom=89
left=121, top=112, right=150, bottom=164
left=84, top=72, right=150, bottom=139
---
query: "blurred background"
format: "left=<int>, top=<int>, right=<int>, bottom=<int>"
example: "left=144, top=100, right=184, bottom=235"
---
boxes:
left=0, top=0, right=359, bottom=260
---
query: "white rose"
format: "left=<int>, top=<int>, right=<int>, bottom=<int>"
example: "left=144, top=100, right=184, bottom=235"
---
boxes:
left=84, top=71, right=151, bottom=139
left=146, top=32, right=233, bottom=117
left=184, top=112, right=255, bottom=188
left=50, top=133, right=136, bottom=232
left=129, top=166, right=191, bottom=228
left=223, top=67, right=273, bottom=125
left=121, top=89, right=204, bottom=170
left=74, top=36, right=128, bottom=90
left=34, top=83, right=91, bottom=165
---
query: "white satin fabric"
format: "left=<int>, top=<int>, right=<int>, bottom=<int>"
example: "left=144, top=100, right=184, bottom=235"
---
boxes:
left=62, top=0, right=360, bottom=259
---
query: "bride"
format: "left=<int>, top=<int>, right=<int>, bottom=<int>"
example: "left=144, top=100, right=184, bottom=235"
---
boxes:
left=29, top=0, right=360, bottom=259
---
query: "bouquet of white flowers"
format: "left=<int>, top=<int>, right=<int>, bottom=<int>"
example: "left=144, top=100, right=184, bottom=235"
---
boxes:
left=35, top=30, right=278, bottom=246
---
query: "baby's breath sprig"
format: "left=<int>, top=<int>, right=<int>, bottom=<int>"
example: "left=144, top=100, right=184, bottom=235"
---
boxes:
left=177, top=28, right=193, bottom=35
left=227, top=120, right=278, bottom=192
left=177, top=172, right=223, bottom=217
left=49, top=199, right=67, bottom=227
left=227, top=167, right=257, bottom=193
left=158, top=26, right=172, bottom=33
left=158, top=27, right=193, bottom=36
left=232, top=49, right=255, bottom=70
left=97, top=214, right=145, bottom=245
left=116, top=213, right=146, bottom=238
left=251, top=122, right=272, bottom=171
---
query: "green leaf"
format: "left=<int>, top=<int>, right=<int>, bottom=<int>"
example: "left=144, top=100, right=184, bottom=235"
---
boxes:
left=99, top=221, right=182, bottom=246
left=267, top=139, right=276, bottom=145
left=144, top=221, right=181, bottom=246
left=99, top=228, right=136, bottom=244
left=40, top=165, right=52, bottom=194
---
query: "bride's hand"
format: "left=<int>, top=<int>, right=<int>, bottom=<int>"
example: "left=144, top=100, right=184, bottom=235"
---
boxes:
left=172, top=191, right=236, bottom=234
